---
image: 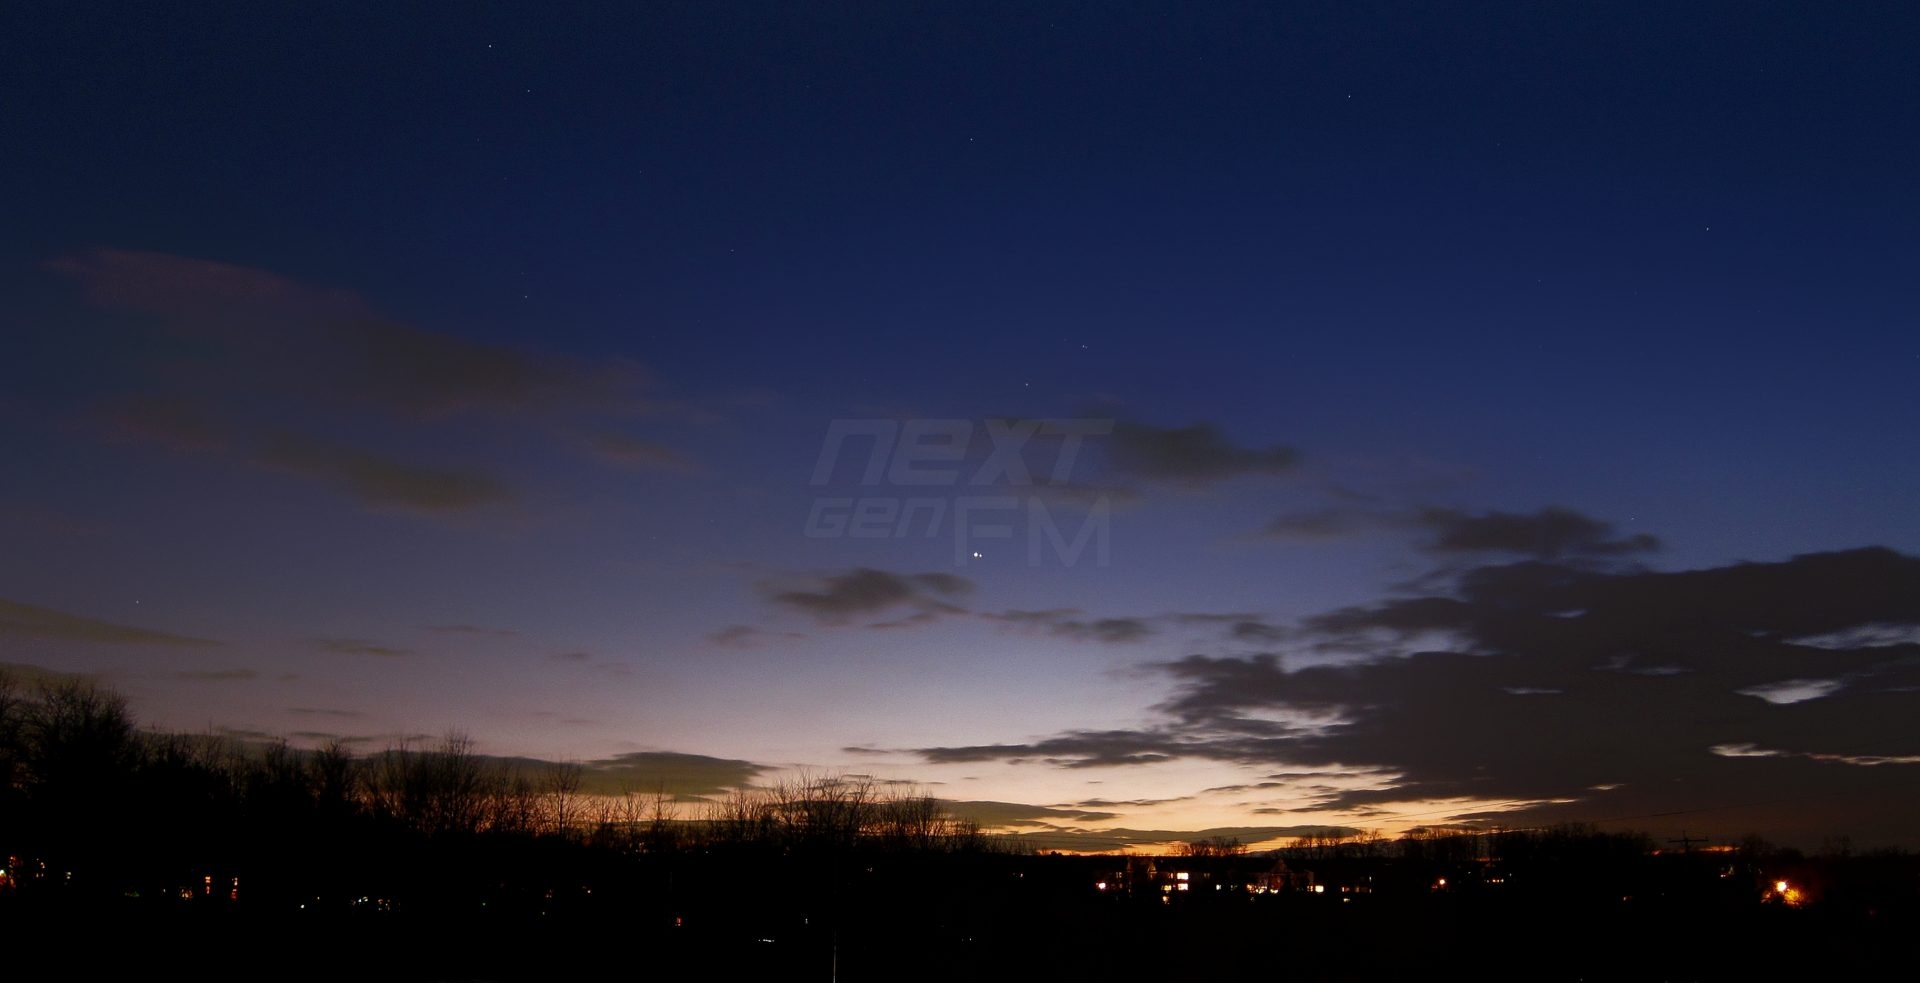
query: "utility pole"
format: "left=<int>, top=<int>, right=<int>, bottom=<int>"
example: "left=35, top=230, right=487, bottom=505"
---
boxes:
left=1667, top=831, right=1709, bottom=854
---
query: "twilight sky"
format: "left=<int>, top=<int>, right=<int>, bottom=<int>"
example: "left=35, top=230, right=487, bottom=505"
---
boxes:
left=3, top=3, right=1918, bottom=851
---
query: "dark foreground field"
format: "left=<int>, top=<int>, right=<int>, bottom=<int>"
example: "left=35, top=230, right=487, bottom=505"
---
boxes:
left=8, top=867, right=1914, bottom=982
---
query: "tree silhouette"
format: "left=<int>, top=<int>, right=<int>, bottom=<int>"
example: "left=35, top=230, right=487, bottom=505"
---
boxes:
left=18, top=678, right=140, bottom=895
left=1181, top=836, right=1246, bottom=858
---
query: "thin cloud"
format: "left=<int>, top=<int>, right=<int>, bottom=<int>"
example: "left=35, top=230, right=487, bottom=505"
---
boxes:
left=1108, top=420, right=1298, bottom=486
left=982, top=609, right=1155, bottom=644
left=543, top=650, right=630, bottom=675
left=1001, top=825, right=1362, bottom=853
left=707, top=625, right=808, bottom=648
left=0, top=662, right=100, bottom=687
left=578, top=751, right=769, bottom=797
left=90, top=393, right=513, bottom=517
left=214, top=727, right=283, bottom=743
left=46, top=247, right=363, bottom=320
left=331, top=317, right=648, bottom=420
left=255, top=433, right=511, bottom=514
left=1737, top=679, right=1846, bottom=704
left=426, top=624, right=522, bottom=637
left=944, top=800, right=1120, bottom=826
left=48, top=248, right=727, bottom=517
left=918, top=729, right=1191, bottom=768
left=173, top=669, right=258, bottom=682
left=763, top=568, right=974, bottom=624
left=1026, top=481, right=1143, bottom=510
left=1258, top=504, right=1659, bottom=561
left=97, top=395, right=231, bottom=453
left=1165, top=612, right=1266, bottom=625
left=1074, top=619, right=1152, bottom=644
left=1229, top=620, right=1287, bottom=643
left=981, top=609, right=1283, bottom=644
left=315, top=637, right=411, bottom=658
left=580, top=433, right=700, bottom=473
left=1260, top=507, right=1403, bottom=540
left=0, top=598, right=219, bottom=647
left=49, top=248, right=654, bottom=421
left=1416, top=506, right=1660, bottom=559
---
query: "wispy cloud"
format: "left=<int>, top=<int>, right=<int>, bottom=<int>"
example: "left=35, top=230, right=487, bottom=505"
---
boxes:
left=315, top=637, right=411, bottom=658
left=577, top=751, right=769, bottom=797
left=426, top=624, right=522, bottom=638
left=1259, top=504, right=1660, bottom=560
left=707, top=625, right=808, bottom=648
left=289, top=706, right=365, bottom=719
left=579, top=433, right=699, bottom=473
left=762, top=568, right=974, bottom=625
left=0, top=598, right=218, bottom=647
left=49, top=248, right=654, bottom=421
left=173, top=669, right=258, bottom=682
left=981, top=609, right=1155, bottom=644
left=47, top=248, right=723, bottom=516
left=1416, top=506, right=1659, bottom=559
left=943, top=800, right=1120, bottom=826
left=256, top=433, right=510, bottom=514
left=0, top=662, right=100, bottom=687
left=97, top=395, right=231, bottom=453
left=1108, top=420, right=1298, bottom=486
left=1000, top=825, right=1361, bottom=853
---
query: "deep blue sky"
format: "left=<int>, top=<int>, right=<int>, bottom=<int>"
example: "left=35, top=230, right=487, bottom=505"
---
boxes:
left=3, top=2, right=1918, bottom=849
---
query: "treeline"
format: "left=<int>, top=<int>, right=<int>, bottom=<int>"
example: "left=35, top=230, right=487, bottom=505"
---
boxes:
left=6, top=677, right=1919, bottom=979
left=0, top=677, right=1014, bottom=911
left=1272, top=822, right=1909, bottom=877
left=1278, top=824, right=1658, bottom=872
left=1266, top=825, right=1705, bottom=904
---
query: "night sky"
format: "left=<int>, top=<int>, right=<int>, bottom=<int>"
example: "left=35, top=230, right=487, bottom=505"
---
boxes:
left=4, top=3, right=1918, bottom=851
